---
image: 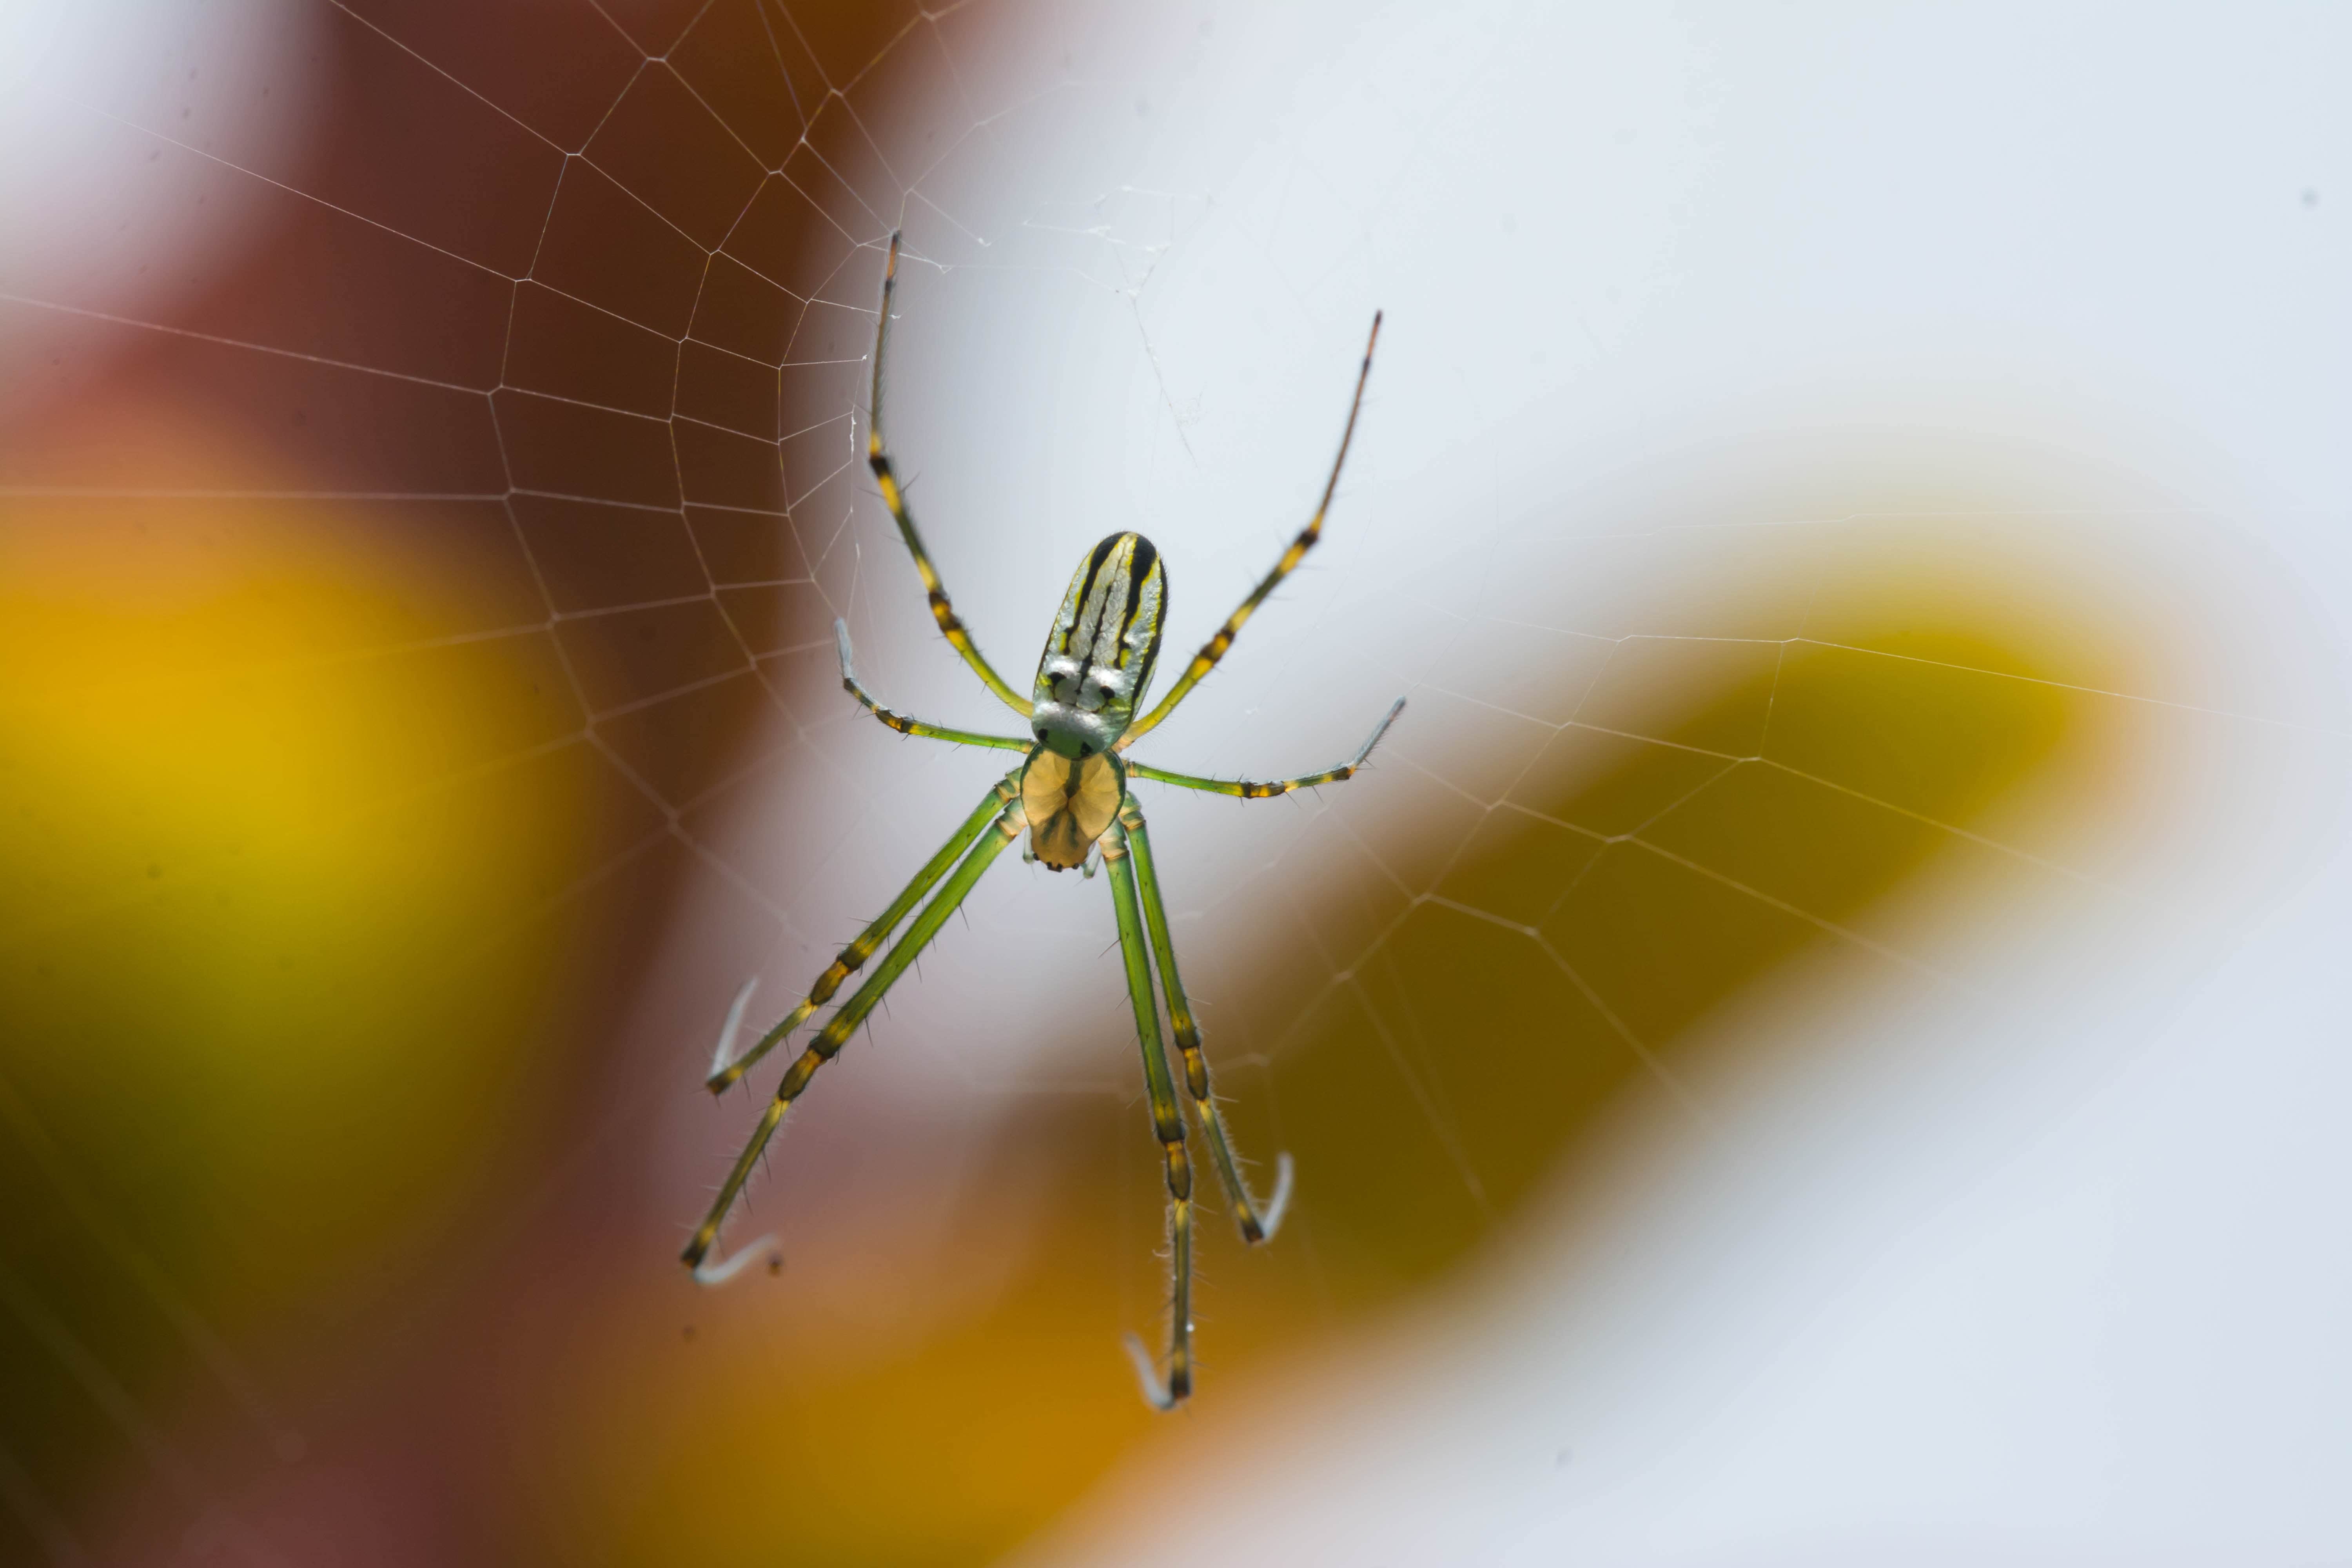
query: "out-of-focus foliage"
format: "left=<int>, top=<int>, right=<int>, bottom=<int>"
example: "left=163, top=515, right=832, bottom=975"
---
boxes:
left=0, top=503, right=594, bottom=1537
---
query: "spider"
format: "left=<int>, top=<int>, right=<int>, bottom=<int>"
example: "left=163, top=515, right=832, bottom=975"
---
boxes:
left=680, top=232, right=1401, bottom=1409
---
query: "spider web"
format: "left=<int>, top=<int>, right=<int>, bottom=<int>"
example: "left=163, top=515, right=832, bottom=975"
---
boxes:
left=2, top=2, right=2348, bottom=1564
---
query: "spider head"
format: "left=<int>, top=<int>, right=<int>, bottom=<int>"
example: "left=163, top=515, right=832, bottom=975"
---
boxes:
left=1031, top=532, right=1165, bottom=759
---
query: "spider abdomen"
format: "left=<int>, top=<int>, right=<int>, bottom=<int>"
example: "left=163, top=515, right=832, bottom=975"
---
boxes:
left=1030, top=532, right=1166, bottom=758
left=1022, top=748, right=1123, bottom=870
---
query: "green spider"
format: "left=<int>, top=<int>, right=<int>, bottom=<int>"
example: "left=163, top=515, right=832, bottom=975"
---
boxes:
left=681, top=232, right=1400, bottom=1409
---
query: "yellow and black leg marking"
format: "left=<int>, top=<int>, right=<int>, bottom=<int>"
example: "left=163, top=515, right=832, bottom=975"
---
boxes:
left=683, top=796, right=1029, bottom=1277
left=705, top=767, right=1025, bottom=1094
left=1120, top=796, right=1293, bottom=1244
left=1118, top=311, right=1383, bottom=746
left=1126, top=695, right=1405, bottom=800
left=867, top=232, right=1033, bottom=719
left=833, top=620, right=1033, bottom=754
left=1102, top=818, right=1197, bottom=1408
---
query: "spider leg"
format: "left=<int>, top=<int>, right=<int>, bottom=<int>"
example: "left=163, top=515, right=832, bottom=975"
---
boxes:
left=1101, top=819, right=1195, bottom=1409
left=682, top=795, right=1029, bottom=1272
left=1125, top=696, right=1405, bottom=800
left=835, top=620, right=1033, bottom=753
left=706, top=766, right=1025, bottom=1093
left=1119, top=797, right=1294, bottom=1243
left=1116, top=311, right=1382, bottom=748
left=868, top=232, right=1033, bottom=719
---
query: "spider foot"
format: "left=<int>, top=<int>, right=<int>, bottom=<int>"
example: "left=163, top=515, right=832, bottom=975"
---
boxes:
left=690, top=1230, right=782, bottom=1287
left=1258, top=1152, right=1297, bottom=1242
left=1120, top=1332, right=1181, bottom=1411
left=703, top=976, right=761, bottom=1092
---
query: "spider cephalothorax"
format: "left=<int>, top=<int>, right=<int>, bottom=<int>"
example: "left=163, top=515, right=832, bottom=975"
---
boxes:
left=684, top=230, right=1399, bottom=1411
